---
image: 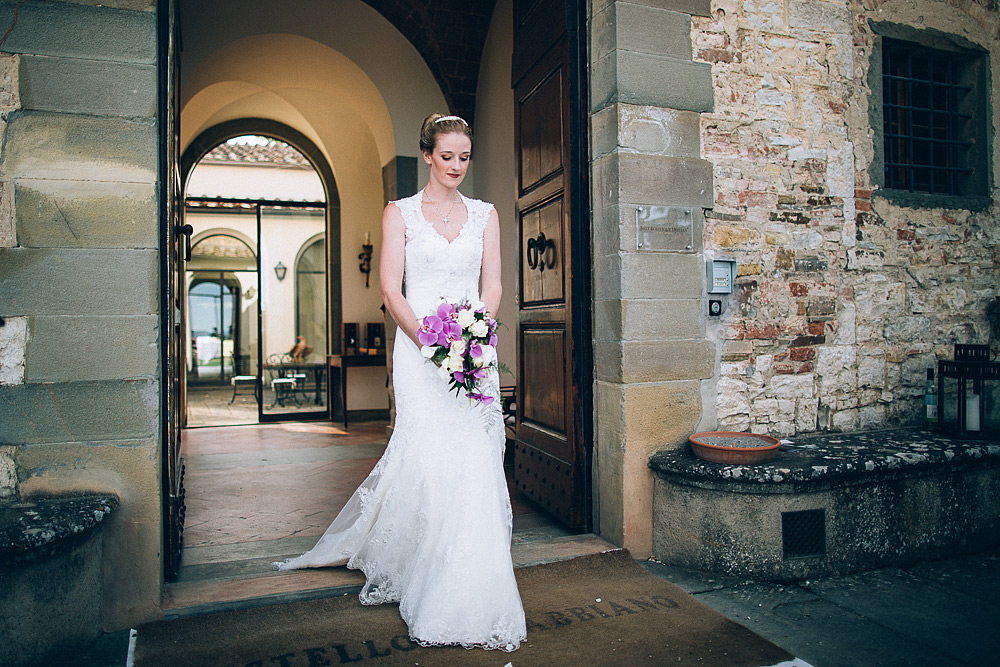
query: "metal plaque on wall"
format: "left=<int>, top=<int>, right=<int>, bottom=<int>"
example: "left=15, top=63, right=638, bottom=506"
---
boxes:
left=635, top=205, right=694, bottom=252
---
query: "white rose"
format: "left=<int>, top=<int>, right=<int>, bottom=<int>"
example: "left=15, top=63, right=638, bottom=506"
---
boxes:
left=472, top=300, right=486, bottom=312
left=421, top=345, right=436, bottom=359
left=456, top=308, right=476, bottom=328
left=437, top=365, right=452, bottom=381
left=472, top=355, right=485, bottom=368
left=450, top=339, right=467, bottom=356
left=470, top=320, right=489, bottom=337
left=447, top=355, right=465, bottom=372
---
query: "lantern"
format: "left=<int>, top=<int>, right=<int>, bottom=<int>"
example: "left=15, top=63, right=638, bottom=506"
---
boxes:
left=937, top=344, right=1000, bottom=437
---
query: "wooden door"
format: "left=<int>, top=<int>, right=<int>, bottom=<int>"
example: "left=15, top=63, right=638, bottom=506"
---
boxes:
left=161, top=0, right=187, bottom=581
left=512, top=0, right=591, bottom=531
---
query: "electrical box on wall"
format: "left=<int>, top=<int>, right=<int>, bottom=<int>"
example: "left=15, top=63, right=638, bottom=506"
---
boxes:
left=706, top=259, right=737, bottom=294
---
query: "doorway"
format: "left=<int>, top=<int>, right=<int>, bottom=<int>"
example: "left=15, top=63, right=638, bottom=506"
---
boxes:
left=181, top=134, right=334, bottom=426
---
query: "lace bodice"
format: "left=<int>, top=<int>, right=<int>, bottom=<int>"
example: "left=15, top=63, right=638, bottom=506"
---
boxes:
left=392, top=189, right=493, bottom=318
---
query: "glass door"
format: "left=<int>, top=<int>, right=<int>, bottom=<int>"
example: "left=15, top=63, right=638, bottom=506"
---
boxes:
left=259, top=204, right=328, bottom=420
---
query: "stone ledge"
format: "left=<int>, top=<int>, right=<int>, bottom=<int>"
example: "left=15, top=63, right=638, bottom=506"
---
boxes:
left=0, top=494, right=117, bottom=566
left=649, top=427, right=1000, bottom=493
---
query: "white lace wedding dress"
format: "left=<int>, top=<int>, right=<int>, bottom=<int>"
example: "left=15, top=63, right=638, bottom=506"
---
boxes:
left=273, top=190, right=526, bottom=652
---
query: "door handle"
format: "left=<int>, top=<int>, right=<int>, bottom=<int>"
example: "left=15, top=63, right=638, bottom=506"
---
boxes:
left=175, top=224, right=194, bottom=261
left=526, top=232, right=547, bottom=271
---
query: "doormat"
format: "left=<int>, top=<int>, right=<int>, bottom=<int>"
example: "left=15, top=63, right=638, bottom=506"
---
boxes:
left=134, top=550, right=799, bottom=667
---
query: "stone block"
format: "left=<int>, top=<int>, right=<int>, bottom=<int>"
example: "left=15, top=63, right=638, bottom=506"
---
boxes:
left=0, top=379, right=158, bottom=444
left=0, top=179, right=13, bottom=247
left=14, top=179, right=157, bottom=249
left=620, top=105, right=701, bottom=158
left=0, top=53, right=20, bottom=112
left=0, top=1, right=156, bottom=64
left=789, top=1, right=851, bottom=34
left=594, top=299, right=624, bottom=341
left=591, top=203, right=624, bottom=256
left=594, top=3, right=692, bottom=62
left=594, top=339, right=624, bottom=382
left=592, top=0, right=712, bottom=17
left=618, top=152, right=714, bottom=208
left=625, top=380, right=701, bottom=452
left=593, top=254, right=623, bottom=300
left=26, top=315, right=157, bottom=382
left=622, top=339, right=714, bottom=382
left=0, top=315, right=27, bottom=385
left=60, top=0, right=155, bottom=9
left=0, top=248, right=157, bottom=316
left=590, top=105, right=618, bottom=159
left=595, top=380, right=626, bottom=543
left=622, top=298, right=702, bottom=340
left=19, top=55, right=156, bottom=117
left=620, top=252, right=703, bottom=299
left=0, top=111, right=156, bottom=183
left=591, top=152, right=620, bottom=209
left=594, top=50, right=714, bottom=113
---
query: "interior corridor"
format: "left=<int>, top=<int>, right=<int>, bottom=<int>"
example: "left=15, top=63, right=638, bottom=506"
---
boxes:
left=165, top=421, right=613, bottom=617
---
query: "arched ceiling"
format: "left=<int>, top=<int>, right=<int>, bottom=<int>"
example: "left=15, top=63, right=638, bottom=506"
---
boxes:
left=361, top=0, right=498, bottom=122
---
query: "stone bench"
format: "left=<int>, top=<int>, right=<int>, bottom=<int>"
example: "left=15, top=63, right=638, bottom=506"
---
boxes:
left=648, top=428, right=1000, bottom=580
left=0, top=494, right=118, bottom=666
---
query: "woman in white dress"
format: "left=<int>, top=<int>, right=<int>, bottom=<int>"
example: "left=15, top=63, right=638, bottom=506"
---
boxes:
left=273, top=113, right=527, bottom=652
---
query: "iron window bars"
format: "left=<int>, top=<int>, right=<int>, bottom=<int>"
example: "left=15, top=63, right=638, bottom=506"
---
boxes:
left=882, top=39, right=975, bottom=196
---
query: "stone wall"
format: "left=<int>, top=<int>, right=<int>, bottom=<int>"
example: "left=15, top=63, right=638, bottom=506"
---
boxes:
left=0, top=0, right=161, bottom=629
left=694, top=0, right=1000, bottom=436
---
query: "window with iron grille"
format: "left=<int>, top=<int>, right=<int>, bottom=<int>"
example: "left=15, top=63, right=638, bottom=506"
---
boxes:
left=872, top=27, right=990, bottom=206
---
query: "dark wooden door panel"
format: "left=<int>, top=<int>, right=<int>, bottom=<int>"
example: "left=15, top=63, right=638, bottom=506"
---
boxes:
left=518, top=69, right=564, bottom=193
left=537, top=196, right=564, bottom=301
left=520, top=207, right=541, bottom=304
left=521, top=327, right=566, bottom=434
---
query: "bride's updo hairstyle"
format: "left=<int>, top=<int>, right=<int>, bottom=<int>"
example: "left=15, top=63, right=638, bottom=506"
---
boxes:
left=420, top=113, right=474, bottom=156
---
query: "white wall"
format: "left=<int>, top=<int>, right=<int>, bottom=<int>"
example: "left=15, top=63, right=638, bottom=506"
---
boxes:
left=187, top=162, right=324, bottom=201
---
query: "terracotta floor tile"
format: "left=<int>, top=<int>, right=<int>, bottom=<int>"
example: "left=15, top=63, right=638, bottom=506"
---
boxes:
left=172, top=420, right=573, bottom=611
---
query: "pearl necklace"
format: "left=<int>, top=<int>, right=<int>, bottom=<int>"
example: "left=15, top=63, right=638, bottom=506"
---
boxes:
left=424, top=191, right=460, bottom=225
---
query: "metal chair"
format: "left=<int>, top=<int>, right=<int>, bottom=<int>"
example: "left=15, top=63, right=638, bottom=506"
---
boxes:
left=229, top=354, right=258, bottom=404
left=266, top=353, right=298, bottom=407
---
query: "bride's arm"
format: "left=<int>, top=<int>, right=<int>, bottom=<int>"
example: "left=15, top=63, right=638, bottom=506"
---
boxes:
left=380, top=203, right=421, bottom=346
left=480, top=207, right=502, bottom=318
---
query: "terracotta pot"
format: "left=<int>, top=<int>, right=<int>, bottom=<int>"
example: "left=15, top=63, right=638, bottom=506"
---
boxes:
left=688, top=431, right=781, bottom=464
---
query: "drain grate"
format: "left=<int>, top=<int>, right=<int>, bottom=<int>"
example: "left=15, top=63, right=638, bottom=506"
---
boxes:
left=782, top=509, right=826, bottom=559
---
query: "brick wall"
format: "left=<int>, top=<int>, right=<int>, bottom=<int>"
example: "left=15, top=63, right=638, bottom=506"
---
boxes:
left=695, top=0, right=999, bottom=435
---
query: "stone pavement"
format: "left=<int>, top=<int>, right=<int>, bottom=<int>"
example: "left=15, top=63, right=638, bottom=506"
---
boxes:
left=643, top=549, right=1000, bottom=667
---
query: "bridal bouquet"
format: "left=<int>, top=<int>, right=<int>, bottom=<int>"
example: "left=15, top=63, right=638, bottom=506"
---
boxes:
left=417, top=300, right=499, bottom=405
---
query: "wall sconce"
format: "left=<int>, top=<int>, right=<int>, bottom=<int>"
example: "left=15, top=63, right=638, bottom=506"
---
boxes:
left=359, top=232, right=374, bottom=288
left=274, top=261, right=287, bottom=281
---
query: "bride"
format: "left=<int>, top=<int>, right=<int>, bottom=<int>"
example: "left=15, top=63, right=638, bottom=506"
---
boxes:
left=273, top=113, right=527, bottom=652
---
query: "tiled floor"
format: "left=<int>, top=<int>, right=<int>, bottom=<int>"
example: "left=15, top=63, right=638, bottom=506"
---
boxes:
left=168, top=420, right=614, bottom=616
left=186, top=383, right=326, bottom=428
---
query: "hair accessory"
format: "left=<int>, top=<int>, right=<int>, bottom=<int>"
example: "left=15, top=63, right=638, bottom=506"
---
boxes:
left=434, top=115, right=468, bottom=126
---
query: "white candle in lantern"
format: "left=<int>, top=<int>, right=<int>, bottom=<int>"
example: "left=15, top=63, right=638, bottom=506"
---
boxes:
left=966, top=389, right=981, bottom=431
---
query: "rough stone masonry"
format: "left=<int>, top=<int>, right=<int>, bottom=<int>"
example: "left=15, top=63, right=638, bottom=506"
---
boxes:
left=692, top=0, right=999, bottom=436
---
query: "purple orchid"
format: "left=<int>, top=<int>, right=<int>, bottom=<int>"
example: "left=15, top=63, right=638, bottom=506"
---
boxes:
left=437, top=302, right=456, bottom=320
left=418, top=315, right=444, bottom=346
